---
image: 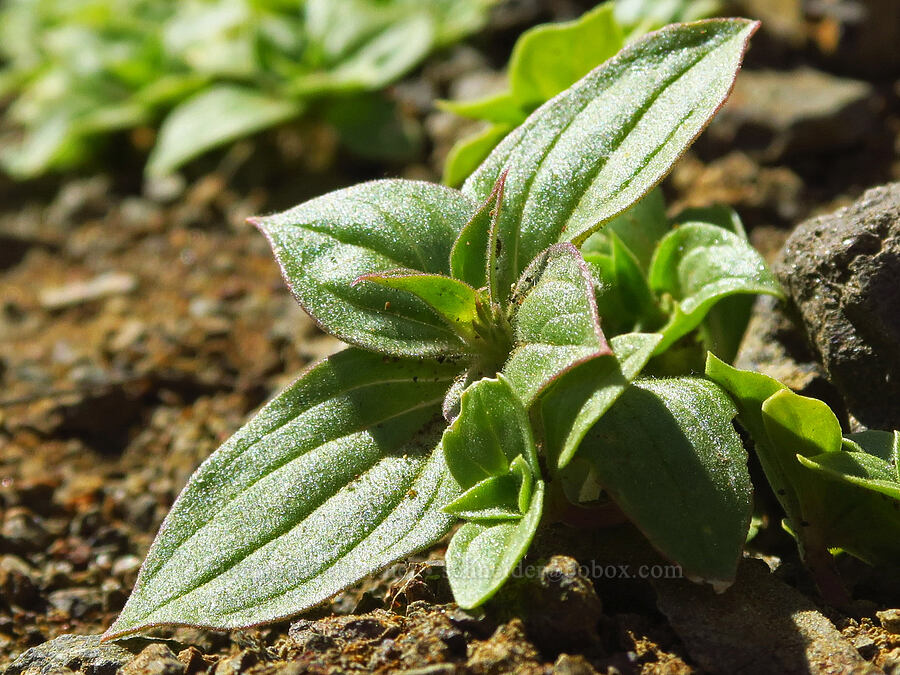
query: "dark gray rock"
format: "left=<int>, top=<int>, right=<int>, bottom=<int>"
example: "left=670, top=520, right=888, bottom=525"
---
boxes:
left=708, top=68, right=875, bottom=161
left=4, top=634, right=135, bottom=675
left=776, top=182, right=900, bottom=430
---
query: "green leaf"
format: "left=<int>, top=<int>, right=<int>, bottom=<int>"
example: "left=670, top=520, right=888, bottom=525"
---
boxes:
left=463, top=19, right=758, bottom=302
left=703, top=356, right=900, bottom=582
left=576, top=377, right=751, bottom=585
left=585, top=231, right=663, bottom=335
left=450, top=171, right=507, bottom=298
left=445, top=480, right=545, bottom=608
left=442, top=473, right=523, bottom=521
left=846, top=430, right=900, bottom=471
left=253, top=180, right=477, bottom=358
left=760, top=389, right=843, bottom=458
left=534, top=332, right=662, bottom=470
left=0, top=112, right=80, bottom=179
left=504, top=244, right=612, bottom=405
left=295, top=13, right=434, bottom=95
left=705, top=354, right=808, bottom=528
left=671, top=203, right=746, bottom=238
left=798, top=452, right=900, bottom=501
left=441, top=375, right=538, bottom=490
left=649, top=222, right=784, bottom=353
left=510, top=4, right=623, bottom=106
left=146, top=85, right=301, bottom=177
left=443, top=455, right=534, bottom=521
left=615, top=0, right=723, bottom=38
left=438, top=94, right=525, bottom=125
left=105, top=349, right=461, bottom=637
left=354, top=270, right=481, bottom=343
left=442, top=123, right=513, bottom=188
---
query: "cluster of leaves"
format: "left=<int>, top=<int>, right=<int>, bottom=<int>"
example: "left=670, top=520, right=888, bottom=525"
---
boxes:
left=0, top=0, right=495, bottom=179
left=102, top=14, right=900, bottom=640
left=103, top=18, right=772, bottom=639
left=441, top=0, right=720, bottom=186
left=707, top=356, right=900, bottom=604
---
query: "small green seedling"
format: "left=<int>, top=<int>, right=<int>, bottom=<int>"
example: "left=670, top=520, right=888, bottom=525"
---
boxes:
left=441, top=0, right=721, bottom=186
left=707, top=356, right=900, bottom=604
left=104, top=18, right=777, bottom=638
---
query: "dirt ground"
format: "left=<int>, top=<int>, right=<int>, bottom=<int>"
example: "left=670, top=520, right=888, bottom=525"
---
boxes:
left=3, top=1, right=900, bottom=673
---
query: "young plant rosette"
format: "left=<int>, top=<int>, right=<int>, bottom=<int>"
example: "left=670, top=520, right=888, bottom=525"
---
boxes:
left=104, top=18, right=779, bottom=638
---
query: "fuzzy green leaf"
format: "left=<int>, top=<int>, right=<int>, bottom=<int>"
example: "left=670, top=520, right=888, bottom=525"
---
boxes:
left=534, top=332, right=662, bottom=470
left=504, top=243, right=611, bottom=405
left=575, top=376, right=751, bottom=585
left=147, top=85, right=302, bottom=176
left=254, top=180, right=477, bottom=358
left=443, top=455, right=534, bottom=522
left=354, top=270, right=481, bottom=342
left=445, top=480, right=544, bottom=608
left=846, top=430, right=900, bottom=470
left=650, top=222, right=783, bottom=353
left=441, top=375, right=538, bottom=490
left=105, top=349, right=461, bottom=638
left=463, top=19, right=758, bottom=302
left=450, top=171, right=507, bottom=299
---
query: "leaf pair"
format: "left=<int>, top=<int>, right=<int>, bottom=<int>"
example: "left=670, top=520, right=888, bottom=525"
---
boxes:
left=442, top=377, right=544, bottom=608
left=707, top=356, right=900, bottom=592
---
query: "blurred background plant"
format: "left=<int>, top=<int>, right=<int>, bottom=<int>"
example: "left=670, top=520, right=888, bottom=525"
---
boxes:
left=0, top=0, right=496, bottom=179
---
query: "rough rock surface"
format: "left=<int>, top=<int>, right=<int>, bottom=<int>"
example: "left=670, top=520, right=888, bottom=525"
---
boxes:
left=776, top=182, right=900, bottom=430
left=655, top=560, right=869, bottom=674
left=4, top=634, right=136, bottom=675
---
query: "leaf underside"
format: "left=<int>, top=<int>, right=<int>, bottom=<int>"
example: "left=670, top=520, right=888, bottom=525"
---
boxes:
left=105, top=349, right=461, bottom=637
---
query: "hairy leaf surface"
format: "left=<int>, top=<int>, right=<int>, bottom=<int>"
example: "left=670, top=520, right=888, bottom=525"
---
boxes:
left=534, top=332, right=662, bottom=470
left=504, top=244, right=611, bottom=405
left=105, top=349, right=460, bottom=637
left=254, top=180, right=477, bottom=357
left=649, top=222, right=783, bottom=352
left=463, top=19, right=758, bottom=301
left=354, top=270, right=481, bottom=342
left=445, top=480, right=544, bottom=608
left=576, top=376, right=751, bottom=585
